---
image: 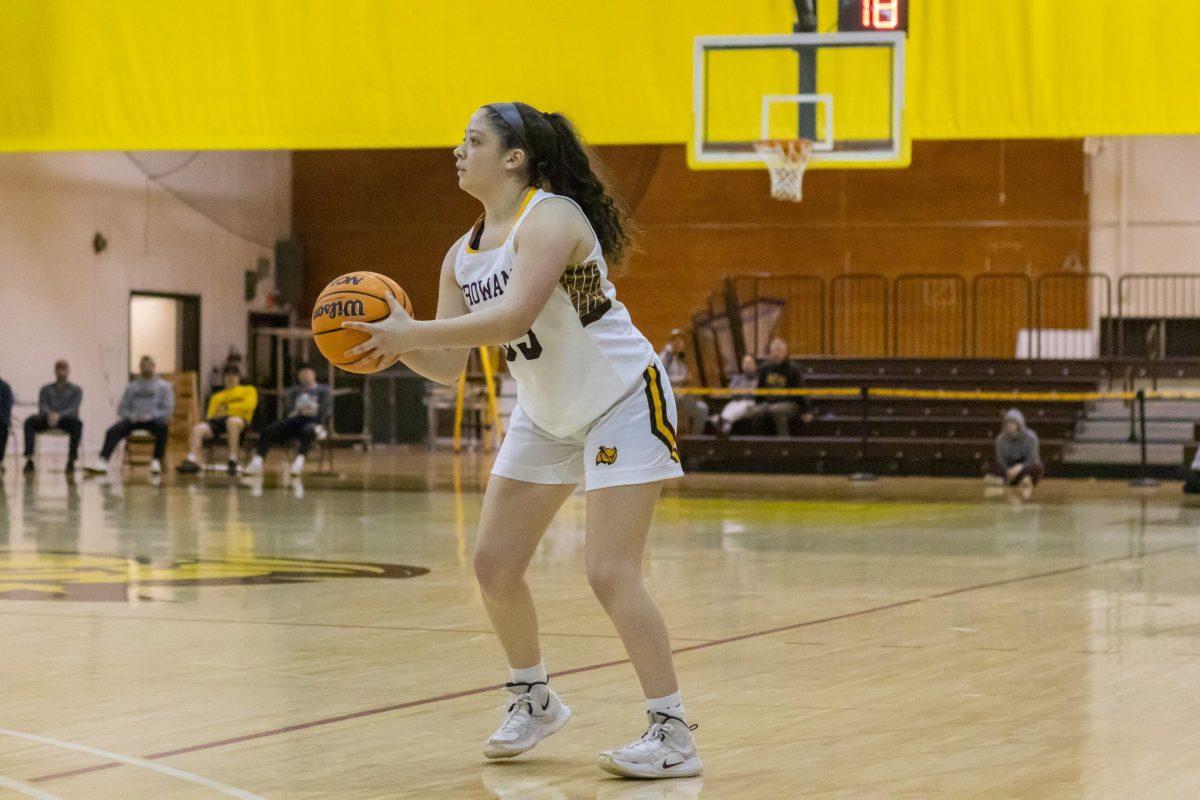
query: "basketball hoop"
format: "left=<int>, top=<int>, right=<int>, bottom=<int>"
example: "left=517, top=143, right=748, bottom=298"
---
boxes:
left=754, top=139, right=813, bottom=202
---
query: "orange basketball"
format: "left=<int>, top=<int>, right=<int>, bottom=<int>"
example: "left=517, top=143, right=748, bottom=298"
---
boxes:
left=311, top=271, right=414, bottom=374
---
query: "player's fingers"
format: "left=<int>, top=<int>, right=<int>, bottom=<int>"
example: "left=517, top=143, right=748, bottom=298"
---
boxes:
left=345, top=338, right=379, bottom=358
left=386, top=292, right=410, bottom=318
left=342, top=321, right=374, bottom=332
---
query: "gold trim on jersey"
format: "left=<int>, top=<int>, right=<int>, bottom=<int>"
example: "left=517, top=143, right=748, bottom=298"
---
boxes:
left=643, top=364, right=680, bottom=463
left=465, top=187, right=538, bottom=254
left=560, top=260, right=613, bottom=326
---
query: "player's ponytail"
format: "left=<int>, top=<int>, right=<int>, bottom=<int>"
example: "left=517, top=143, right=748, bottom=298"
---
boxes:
left=484, top=103, right=631, bottom=266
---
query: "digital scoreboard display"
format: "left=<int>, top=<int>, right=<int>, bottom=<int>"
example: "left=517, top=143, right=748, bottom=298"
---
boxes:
left=838, top=0, right=908, bottom=32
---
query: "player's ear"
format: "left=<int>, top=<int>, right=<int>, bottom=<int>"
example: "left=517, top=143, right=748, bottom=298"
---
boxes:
left=504, top=147, right=528, bottom=172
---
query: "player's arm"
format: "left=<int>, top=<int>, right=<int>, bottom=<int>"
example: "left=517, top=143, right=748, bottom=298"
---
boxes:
left=344, top=201, right=583, bottom=357
left=389, top=237, right=473, bottom=385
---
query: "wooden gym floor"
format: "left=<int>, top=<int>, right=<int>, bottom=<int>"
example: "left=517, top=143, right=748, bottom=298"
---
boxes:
left=1, top=450, right=1199, bottom=798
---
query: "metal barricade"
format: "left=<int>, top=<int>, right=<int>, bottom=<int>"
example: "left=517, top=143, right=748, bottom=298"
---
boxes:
left=732, top=274, right=825, bottom=358
left=830, top=274, right=888, bottom=357
left=1035, top=272, right=1112, bottom=358
left=971, top=273, right=1032, bottom=358
left=1117, top=273, right=1200, bottom=356
left=892, top=274, right=967, bottom=357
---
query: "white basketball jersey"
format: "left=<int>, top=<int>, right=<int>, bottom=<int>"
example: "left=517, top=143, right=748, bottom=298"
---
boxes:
left=454, top=188, right=653, bottom=437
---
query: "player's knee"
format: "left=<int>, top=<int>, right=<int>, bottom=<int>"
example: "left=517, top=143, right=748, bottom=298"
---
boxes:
left=193, top=423, right=211, bottom=438
left=472, top=549, right=522, bottom=597
left=586, top=563, right=639, bottom=607
left=227, top=417, right=245, bottom=432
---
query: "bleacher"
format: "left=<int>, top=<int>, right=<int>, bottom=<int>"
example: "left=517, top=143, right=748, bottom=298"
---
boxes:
left=677, top=270, right=1200, bottom=478
left=679, top=357, right=1091, bottom=476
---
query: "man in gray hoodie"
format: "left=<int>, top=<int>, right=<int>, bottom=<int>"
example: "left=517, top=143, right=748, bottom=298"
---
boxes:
left=243, top=364, right=331, bottom=477
left=85, top=355, right=175, bottom=475
left=994, top=408, right=1043, bottom=487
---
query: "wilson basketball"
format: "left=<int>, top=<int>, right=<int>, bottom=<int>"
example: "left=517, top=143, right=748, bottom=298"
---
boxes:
left=312, top=271, right=414, bottom=374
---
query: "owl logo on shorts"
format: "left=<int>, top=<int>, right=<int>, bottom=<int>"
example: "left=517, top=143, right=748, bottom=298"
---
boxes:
left=595, top=445, right=618, bottom=465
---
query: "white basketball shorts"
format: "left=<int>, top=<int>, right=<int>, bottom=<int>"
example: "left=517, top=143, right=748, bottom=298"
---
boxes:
left=491, top=359, right=684, bottom=491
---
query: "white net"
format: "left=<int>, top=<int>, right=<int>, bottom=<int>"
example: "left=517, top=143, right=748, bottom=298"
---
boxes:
left=754, top=139, right=813, bottom=202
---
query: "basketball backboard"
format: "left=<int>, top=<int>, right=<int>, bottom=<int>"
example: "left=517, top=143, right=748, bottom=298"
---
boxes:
left=691, top=32, right=907, bottom=170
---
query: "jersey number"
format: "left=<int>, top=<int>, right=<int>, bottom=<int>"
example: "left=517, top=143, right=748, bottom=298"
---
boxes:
left=503, top=329, right=543, bottom=362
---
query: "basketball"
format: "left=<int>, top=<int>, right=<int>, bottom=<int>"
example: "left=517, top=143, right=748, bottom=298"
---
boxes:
left=311, top=271, right=413, bottom=374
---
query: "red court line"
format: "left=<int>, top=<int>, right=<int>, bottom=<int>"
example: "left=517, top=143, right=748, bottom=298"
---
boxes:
left=27, top=543, right=1190, bottom=785
left=0, top=612, right=715, bottom=643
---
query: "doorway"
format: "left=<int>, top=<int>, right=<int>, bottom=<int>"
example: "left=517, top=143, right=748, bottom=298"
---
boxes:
left=129, top=292, right=200, bottom=375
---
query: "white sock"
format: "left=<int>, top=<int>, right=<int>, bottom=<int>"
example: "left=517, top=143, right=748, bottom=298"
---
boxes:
left=249, top=455, right=263, bottom=467
left=1192, top=449, right=1200, bottom=470
left=186, top=452, right=198, bottom=463
left=647, top=691, right=685, bottom=722
left=291, top=454, right=306, bottom=471
left=509, top=661, right=548, bottom=686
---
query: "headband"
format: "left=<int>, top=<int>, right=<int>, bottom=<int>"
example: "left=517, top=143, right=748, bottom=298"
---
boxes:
left=487, top=102, right=528, bottom=146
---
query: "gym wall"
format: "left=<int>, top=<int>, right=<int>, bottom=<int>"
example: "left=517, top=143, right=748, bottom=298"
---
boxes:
left=295, top=139, right=1087, bottom=350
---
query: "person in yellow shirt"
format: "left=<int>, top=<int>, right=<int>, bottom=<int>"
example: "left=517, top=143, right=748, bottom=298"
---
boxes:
left=177, top=365, right=258, bottom=476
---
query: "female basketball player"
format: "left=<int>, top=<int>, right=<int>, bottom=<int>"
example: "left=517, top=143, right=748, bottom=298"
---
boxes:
left=343, top=102, right=701, bottom=779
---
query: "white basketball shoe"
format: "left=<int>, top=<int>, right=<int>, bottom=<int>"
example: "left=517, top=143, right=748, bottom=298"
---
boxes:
left=598, top=712, right=703, bottom=779
left=483, top=681, right=571, bottom=759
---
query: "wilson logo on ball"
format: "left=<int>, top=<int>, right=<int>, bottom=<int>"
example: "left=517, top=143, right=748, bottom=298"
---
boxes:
left=312, top=298, right=366, bottom=320
left=328, top=275, right=365, bottom=287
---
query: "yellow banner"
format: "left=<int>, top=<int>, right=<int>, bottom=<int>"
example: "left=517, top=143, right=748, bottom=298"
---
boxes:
left=2, top=1, right=1198, bottom=150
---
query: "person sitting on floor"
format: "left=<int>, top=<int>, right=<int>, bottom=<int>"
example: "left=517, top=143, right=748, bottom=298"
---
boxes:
left=659, top=329, right=709, bottom=435
left=993, top=408, right=1043, bottom=489
left=713, top=354, right=760, bottom=436
left=177, top=365, right=258, bottom=476
left=24, top=359, right=84, bottom=474
left=244, top=364, right=331, bottom=477
left=746, top=337, right=812, bottom=437
left=85, top=356, right=174, bottom=476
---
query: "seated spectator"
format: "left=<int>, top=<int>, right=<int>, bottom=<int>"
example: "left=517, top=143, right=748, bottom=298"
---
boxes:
left=177, top=365, right=259, bottom=476
left=746, top=337, right=812, bottom=437
left=659, top=329, right=708, bottom=435
left=714, top=355, right=760, bottom=436
left=244, top=364, right=330, bottom=476
left=993, top=408, right=1043, bottom=489
left=0, top=373, right=11, bottom=472
left=85, top=356, right=174, bottom=475
left=23, top=360, right=84, bottom=474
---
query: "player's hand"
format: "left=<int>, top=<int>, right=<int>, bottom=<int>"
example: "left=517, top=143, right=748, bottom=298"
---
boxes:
left=342, top=293, right=418, bottom=363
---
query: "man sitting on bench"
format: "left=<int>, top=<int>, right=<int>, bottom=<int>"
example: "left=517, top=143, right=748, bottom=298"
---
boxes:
left=86, top=356, right=174, bottom=476
left=24, top=359, right=84, bottom=474
left=177, top=365, right=258, bottom=476
left=244, top=364, right=331, bottom=477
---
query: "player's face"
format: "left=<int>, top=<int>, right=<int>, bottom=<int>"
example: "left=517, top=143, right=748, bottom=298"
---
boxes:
left=223, top=372, right=240, bottom=389
left=55, top=362, right=69, bottom=381
left=298, top=368, right=315, bottom=386
left=453, top=108, right=520, bottom=196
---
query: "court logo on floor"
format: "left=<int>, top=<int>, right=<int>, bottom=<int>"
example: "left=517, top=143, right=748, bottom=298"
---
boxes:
left=0, top=552, right=429, bottom=602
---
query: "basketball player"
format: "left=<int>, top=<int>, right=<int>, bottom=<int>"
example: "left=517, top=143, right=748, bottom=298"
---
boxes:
left=344, top=102, right=701, bottom=779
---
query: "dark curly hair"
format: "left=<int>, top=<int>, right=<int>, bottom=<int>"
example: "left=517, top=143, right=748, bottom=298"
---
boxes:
left=483, top=102, right=631, bottom=266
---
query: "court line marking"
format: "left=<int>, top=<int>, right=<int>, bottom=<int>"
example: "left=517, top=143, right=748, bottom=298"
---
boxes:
left=27, top=542, right=1191, bottom=785
left=0, top=774, right=62, bottom=799
left=1, top=729, right=264, bottom=798
left=0, top=612, right=715, bottom=643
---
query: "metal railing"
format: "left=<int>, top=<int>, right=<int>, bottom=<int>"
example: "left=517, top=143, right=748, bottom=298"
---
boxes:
left=694, top=270, right=1200, bottom=361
